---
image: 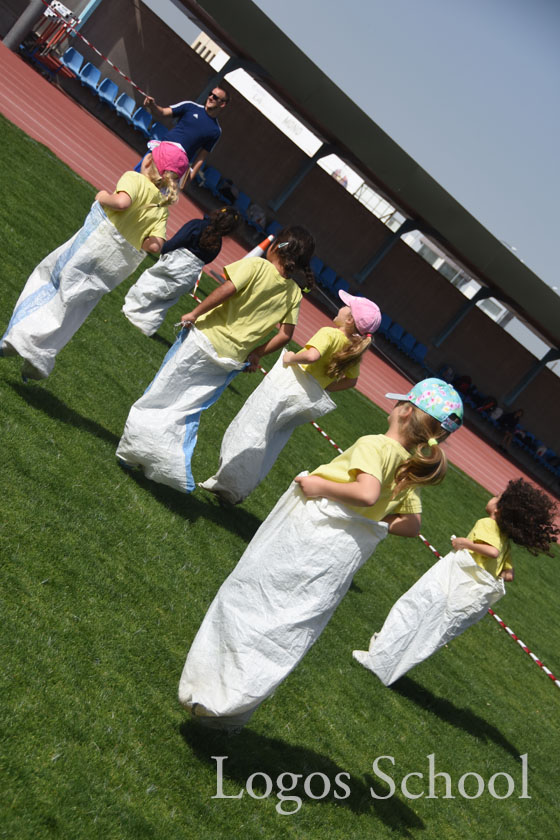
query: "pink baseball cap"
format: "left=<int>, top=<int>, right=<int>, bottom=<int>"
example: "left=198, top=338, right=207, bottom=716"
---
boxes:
left=151, top=142, right=189, bottom=178
left=338, top=290, right=382, bottom=336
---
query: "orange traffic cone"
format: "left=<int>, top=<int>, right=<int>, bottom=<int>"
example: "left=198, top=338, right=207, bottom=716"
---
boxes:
left=243, top=234, right=275, bottom=258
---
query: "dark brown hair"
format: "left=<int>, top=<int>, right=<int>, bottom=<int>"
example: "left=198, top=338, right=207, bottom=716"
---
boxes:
left=199, top=206, right=241, bottom=251
left=496, top=479, right=558, bottom=556
left=274, top=226, right=316, bottom=291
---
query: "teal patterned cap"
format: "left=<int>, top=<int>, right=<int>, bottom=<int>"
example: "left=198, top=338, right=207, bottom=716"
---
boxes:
left=386, top=378, right=463, bottom=432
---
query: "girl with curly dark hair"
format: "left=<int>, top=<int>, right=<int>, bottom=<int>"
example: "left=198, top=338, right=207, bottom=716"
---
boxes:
left=353, top=479, right=558, bottom=685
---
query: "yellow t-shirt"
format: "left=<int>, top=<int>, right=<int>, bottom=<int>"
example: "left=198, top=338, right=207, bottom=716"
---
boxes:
left=466, top=517, right=512, bottom=578
left=310, top=434, right=422, bottom=522
left=104, top=171, right=168, bottom=251
left=299, top=326, right=361, bottom=388
left=196, top=257, right=302, bottom=362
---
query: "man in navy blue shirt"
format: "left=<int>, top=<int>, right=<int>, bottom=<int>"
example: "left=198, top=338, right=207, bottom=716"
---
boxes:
left=143, top=86, right=228, bottom=183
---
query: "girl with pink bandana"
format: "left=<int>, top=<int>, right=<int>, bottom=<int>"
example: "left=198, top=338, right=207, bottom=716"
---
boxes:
left=1, top=142, right=187, bottom=380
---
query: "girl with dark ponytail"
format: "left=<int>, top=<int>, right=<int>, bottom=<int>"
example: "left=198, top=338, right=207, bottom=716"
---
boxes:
left=199, top=289, right=382, bottom=505
left=123, top=206, right=241, bottom=336
left=117, top=225, right=315, bottom=494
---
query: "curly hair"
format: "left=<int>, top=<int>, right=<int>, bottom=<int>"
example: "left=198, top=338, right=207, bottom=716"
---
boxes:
left=199, top=206, right=241, bottom=251
left=496, top=479, right=559, bottom=556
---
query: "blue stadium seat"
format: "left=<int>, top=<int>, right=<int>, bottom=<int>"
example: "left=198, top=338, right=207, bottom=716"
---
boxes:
left=149, top=121, right=168, bottom=141
left=59, top=47, right=84, bottom=75
left=113, top=93, right=136, bottom=123
left=378, top=312, right=392, bottom=337
left=318, top=266, right=337, bottom=291
left=199, top=165, right=222, bottom=195
left=309, top=256, right=324, bottom=277
left=333, top=277, right=350, bottom=295
left=78, top=62, right=101, bottom=93
left=131, top=107, right=152, bottom=138
left=387, top=322, right=405, bottom=345
left=411, top=342, right=428, bottom=366
left=234, top=192, right=252, bottom=219
left=266, top=220, right=283, bottom=237
left=398, top=332, right=417, bottom=356
left=97, top=78, right=119, bottom=106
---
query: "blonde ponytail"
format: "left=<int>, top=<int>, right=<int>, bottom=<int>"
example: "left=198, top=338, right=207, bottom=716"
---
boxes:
left=392, top=404, right=449, bottom=496
left=326, top=333, right=371, bottom=380
left=158, top=170, right=179, bottom=206
left=144, top=160, right=180, bottom=206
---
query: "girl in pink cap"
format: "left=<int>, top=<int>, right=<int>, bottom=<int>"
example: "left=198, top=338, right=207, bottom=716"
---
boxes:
left=1, top=142, right=187, bottom=380
left=199, top=289, right=382, bottom=505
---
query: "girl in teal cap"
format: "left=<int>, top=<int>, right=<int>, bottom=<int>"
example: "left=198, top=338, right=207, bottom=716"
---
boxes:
left=179, top=377, right=463, bottom=732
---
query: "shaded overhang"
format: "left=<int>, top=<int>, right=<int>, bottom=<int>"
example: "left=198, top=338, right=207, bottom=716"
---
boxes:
left=178, top=0, right=560, bottom=348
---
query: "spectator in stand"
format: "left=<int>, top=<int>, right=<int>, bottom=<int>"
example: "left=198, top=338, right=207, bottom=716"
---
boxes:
left=247, top=203, right=267, bottom=229
left=476, top=395, right=497, bottom=414
left=498, top=409, right=524, bottom=452
left=217, top=177, right=239, bottom=204
left=438, top=364, right=455, bottom=383
left=452, top=374, right=472, bottom=395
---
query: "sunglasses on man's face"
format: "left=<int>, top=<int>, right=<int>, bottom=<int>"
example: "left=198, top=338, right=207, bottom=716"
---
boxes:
left=208, top=92, right=226, bottom=103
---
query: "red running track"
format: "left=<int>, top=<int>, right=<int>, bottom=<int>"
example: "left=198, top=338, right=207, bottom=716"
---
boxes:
left=1, top=42, right=555, bottom=508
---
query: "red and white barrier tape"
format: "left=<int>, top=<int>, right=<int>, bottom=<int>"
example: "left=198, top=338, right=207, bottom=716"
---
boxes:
left=418, top=533, right=442, bottom=559
left=310, top=420, right=343, bottom=455
left=487, top=608, right=560, bottom=688
left=37, top=0, right=149, bottom=97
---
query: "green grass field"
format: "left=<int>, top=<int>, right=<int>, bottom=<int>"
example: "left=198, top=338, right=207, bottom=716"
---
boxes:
left=1, top=115, right=558, bottom=839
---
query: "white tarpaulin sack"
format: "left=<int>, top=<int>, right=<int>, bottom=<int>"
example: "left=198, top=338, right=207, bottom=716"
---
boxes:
left=199, top=351, right=336, bottom=504
left=179, top=476, right=388, bottom=730
left=352, top=549, right=506, bottom=685
left=116, top=326, right=245, bottom=493
left=122, top=248, right=205, bottom=336
left=1, top=202, right=145, bottom=379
